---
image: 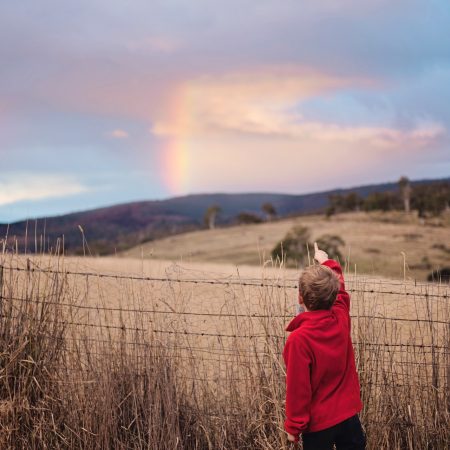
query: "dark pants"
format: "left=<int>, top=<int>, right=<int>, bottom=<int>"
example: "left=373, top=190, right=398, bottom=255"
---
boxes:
left=302, top=415, right=366, bottom=450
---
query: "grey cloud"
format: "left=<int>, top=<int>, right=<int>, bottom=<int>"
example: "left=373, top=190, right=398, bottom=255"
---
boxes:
left=2, top=1, right=450, bottom=82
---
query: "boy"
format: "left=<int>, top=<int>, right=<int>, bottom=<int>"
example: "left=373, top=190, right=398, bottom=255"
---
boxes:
left=283, top=243, right=365, bottom=449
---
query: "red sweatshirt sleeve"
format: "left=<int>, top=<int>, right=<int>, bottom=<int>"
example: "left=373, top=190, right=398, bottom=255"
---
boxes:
left=283, top=334, right=312, bottom=438
left=322, top=259, right=350, bottom=312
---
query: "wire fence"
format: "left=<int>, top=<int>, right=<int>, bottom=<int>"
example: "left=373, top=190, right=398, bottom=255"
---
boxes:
left=1, top=260, right=449, bottom=386
left=6, top=263, right=450, bottom=298
left=1, top=257, right=449, bottom=448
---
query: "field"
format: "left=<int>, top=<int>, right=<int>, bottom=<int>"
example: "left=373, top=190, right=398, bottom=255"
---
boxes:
left=0, top=252, right=448, bottom=449
left=121, top=211, right=450, bottom=281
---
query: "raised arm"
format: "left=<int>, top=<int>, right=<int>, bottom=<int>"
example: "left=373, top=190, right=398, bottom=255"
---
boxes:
left=314, top=243, right=350, bottom=312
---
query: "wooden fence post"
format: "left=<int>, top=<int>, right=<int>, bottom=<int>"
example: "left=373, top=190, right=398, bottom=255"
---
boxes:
left=0, top=264, right=3, bottom=318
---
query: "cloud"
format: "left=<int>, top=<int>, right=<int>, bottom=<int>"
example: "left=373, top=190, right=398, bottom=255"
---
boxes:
left=109, top=129, right=129, bottom=139
left=0, top=174, right=89, bottom=206
left=0, top=0, right=449, bottom=215
left=152, top=67, right=367, bottom=136
left=126, top=35, right=182, bottom=54
left=277, top=121, right=445, bottom=149
left=151, top=69, right=446, bottom=149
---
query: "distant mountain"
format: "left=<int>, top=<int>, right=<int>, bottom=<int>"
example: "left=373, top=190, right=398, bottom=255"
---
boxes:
left=1, top=177, right=448, bottom=255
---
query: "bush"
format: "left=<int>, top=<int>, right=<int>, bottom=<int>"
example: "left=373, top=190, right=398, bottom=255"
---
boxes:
left=363, top=192, right=401, bottom=212
left=272, top=228, right=346, bottom=267
left=271, top=226, right=311, bottom=266
left=316, top=234, right=345, bottom=262
left=412, top=183, right=450, bottom=217
left=236, top=212, right=263, bottom=224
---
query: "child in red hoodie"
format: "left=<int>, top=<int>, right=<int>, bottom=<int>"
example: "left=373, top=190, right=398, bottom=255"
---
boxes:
left=283, top=243, right=365, bottom=449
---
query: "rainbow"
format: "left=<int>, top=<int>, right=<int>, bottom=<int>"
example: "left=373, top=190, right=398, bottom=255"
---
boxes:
left=159, top=84, right=192, bottom=195
left=161, top=139, right=189, bottom=195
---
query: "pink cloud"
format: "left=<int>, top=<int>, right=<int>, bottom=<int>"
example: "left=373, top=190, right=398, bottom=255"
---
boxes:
left=109, top=129, right=129, bottom=139
left=151, top=68, right=445, bottom=150
left=151, top=67, right=372, bottom=136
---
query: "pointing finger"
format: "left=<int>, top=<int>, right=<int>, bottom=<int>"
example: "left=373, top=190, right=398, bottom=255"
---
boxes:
left=314, top=242, right=319, bottom=253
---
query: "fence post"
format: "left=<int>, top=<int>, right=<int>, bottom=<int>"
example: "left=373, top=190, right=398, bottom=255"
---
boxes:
left=0, top=264, right=3, bottom=318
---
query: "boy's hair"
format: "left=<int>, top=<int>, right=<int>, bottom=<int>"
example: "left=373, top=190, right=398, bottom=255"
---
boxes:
left=299, top=265, right=340, bottom=310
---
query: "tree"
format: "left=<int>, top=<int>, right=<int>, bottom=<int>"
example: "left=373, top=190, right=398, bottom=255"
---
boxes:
left=325, top=205, right=336, bottom=218
left=236, top=212, right=263, bottom=224
left=363, top=192, right=400, bottom=212
left=343, top=192, right=364, bottom=212
left=327, top=193, right=362, bottom=214
left=271, top=226, right=311, bottom=266
left=204, top=205, right=221, bottom=229
left=398, top=176, right=412, bottom=213
left=411, top=182, right=450, bottom=217
left=328, top=194, right=345, bottom=213
left=261, top=202, right=277, bottom=221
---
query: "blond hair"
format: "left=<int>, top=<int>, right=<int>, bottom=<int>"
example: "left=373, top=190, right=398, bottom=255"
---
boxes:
left=299, top=265, right=340, bottom=311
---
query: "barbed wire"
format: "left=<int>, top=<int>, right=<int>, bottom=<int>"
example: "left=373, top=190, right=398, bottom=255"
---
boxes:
left=3, top=264, right=449, bottom=299
left=39, top=371, right=447, bottom=388
left=62, top=349, right=449, bottom=368
left=1, top=260, right=447, bottom=443
left=61, top=334, right=448, bottom=357
left=3, top=309, right=450, bottom=341
left=4, top=324, right=445, bottom=353
left=4, top=295, right=450, bottom=325
left=4, top=295, right=293, bottom=319
left=2, top=264, right=448, bottom=381
left=60, top=348, right=447, bottom=368
left=6, top=260, right=448, bottom=288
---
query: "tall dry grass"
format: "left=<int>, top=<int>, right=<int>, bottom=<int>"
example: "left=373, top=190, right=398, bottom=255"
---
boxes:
left=0, top=252, right=448, bottom=449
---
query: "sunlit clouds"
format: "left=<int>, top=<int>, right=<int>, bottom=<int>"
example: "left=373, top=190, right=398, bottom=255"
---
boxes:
left=152, top=68, right=357, bottom=137
left=151, top=68, right=447, bottom=194
left=151, top=69, right=445, bottom=145
left=0, top=174, right=88, bottom=206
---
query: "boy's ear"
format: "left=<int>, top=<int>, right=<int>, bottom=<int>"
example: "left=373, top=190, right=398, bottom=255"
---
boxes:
left=298, top=292, right=304, bottom=305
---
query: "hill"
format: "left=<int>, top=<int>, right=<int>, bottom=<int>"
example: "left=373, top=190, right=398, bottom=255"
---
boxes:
left=121, top=211, right=450, bottom=281
left=1, top=177, right=448, bottom=255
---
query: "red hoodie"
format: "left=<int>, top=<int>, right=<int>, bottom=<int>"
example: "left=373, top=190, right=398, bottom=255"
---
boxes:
left=283, top=259, right=362, bottom=437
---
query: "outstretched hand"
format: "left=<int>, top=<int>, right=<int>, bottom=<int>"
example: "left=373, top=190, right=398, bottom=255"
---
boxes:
left=287, top=432, right=297, bottom=442
left=314, top=242, right=329, bottom=264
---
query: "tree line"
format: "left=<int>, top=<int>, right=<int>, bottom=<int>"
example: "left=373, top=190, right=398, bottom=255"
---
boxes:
left=203, top=203, right=278, bottom=229
left=203, top=177, right=450, bottom=230
left=327, top=177, right=450, bottom=217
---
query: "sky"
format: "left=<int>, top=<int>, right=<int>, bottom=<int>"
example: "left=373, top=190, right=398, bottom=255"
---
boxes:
left=1, top=0, right=450, bottom=222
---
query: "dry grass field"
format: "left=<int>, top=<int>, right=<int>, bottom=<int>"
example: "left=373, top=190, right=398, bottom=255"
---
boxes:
left=0, top=252, right=448, bottom=449
left=121, top=211, right=450, bottom=281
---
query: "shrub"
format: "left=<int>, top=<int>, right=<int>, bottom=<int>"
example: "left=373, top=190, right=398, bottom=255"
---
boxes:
left=272, top=228, right=345, bottom=266
left=236, top=212, right=263, bottom=224
left=271, top=226, right=311, bottom=266
left=315, top=234, right=345, bottom=262
left=261, top=203, right=277, bottom=221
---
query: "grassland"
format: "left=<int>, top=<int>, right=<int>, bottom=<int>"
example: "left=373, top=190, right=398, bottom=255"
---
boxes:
left=1, top=209, right=449, bottom=448
left=121, top=211, right=450, bottom=281
left=1, top=252, right=449, bottom=449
